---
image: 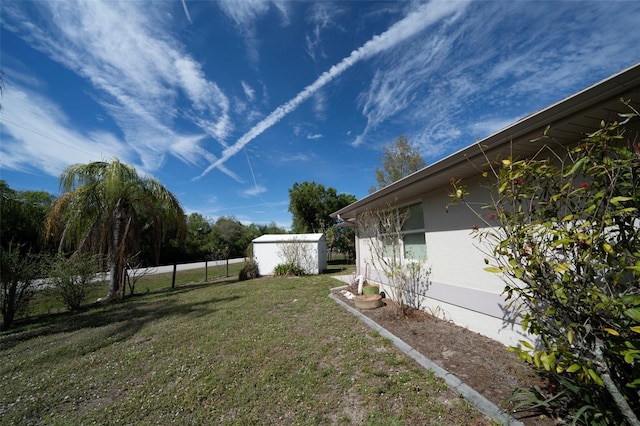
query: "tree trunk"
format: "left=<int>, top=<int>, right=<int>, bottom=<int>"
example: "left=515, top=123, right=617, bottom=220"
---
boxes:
left=107, top=200, right=127, bottom=299
left=595, top=338, right=640, bottom=426
left=1, top=281, right=17, bottom=330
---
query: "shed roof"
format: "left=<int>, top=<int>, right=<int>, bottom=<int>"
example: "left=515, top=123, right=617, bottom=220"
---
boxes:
left=252, top=233, right=325, bottom=243
left=332, top=62, right=640, bottom=222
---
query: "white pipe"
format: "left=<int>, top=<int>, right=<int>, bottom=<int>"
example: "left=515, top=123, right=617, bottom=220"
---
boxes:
left=356, top=274, right=364, bottom=294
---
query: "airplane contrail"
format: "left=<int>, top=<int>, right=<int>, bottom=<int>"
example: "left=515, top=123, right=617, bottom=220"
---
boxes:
left=196, top=1, right=468, bottom=179
left=181, top=0, right=193, bottom=24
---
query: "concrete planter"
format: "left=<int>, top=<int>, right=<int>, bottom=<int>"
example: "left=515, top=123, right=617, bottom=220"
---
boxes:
left=354, top=294, right=382, bottom=309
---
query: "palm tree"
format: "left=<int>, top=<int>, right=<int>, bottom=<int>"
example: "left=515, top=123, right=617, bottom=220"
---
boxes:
left=46, top=159, right=186, bottom=299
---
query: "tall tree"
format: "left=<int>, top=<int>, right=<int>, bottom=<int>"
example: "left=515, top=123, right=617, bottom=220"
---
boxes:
left=288, top=181, right=356, bottom=234
left=0, top=181, right=55, bottom=328
left=371, top=135, right=426, bottom=192
left=245, top=221, right=286, bottom=239
left=0, top=180, right=55, bottom=252
left=210, top=216, right=249, bottom=259
left=45, top=159, right=186, bottom=299
left=184, top=213, right=213, bottom=260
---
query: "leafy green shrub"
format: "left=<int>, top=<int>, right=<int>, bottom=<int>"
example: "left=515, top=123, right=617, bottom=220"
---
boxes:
left=1, top=244, right=43, bottom=329
left=238, top=258, right=260, bottom=281
left=49, top=254, right=100, bottom=310
left=273, top=262, right=306, bottom=277
left=450, top=105, right=640, bottom=424
left=276, top=238, right=315, bottom=275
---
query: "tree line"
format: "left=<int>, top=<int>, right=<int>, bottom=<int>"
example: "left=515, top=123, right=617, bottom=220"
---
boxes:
left=1, top=134, right=426, bottom=329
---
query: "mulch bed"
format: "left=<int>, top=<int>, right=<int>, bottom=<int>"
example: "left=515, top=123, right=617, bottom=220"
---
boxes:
left=333, top=285, right=558, bottom=425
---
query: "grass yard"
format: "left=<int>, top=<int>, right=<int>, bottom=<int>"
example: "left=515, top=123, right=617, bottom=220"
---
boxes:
left=26, top=263, right=245, bottom=318
left=1, top=272, right=485, bottom=425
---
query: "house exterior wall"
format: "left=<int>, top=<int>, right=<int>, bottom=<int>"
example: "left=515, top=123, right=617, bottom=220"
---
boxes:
left=355, top=175, right=534, bottom=347
left=253, top=234, right=327, bottom=275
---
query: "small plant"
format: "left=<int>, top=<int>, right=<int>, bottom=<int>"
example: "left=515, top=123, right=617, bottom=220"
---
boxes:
left=238, top=258, right=260, bottom=281
left=277, top=237, right=315, bottom=274
left=49, top=254, right=100, bottom=310
left=123, top=252, right=154, bottom=296
left=273, top=262, right=306, bottom=277
left=357, top=204, right=430, bottom=316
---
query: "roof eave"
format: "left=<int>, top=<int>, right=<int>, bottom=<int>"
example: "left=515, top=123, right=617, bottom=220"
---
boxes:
left=332, top=62, right=640, bottom=220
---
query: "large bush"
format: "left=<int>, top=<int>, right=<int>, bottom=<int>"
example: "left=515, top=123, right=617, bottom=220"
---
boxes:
left=1, top=245, right=43, bottom=329
left=238, top=258, right=260, bottom=281
left=451, top=106, right=640, bottom=424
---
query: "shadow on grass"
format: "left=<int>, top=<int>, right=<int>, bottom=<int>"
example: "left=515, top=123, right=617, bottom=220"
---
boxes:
left=133, top=276, right=239, bottom=298
left=1, top=279, right=242, bottom=352
left=323, top=261, right=355, bottom=275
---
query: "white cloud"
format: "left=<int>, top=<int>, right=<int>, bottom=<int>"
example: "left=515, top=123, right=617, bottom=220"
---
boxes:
left=352, top=1, right=640, bottom=156
left=233, top=98, right=247, bottom=116
left=271, top=0, right=291, bottom=26
left=246, top=110, right=264, bottom=123
left=312, top=90, right=327, bottom=120
left=3, top=0, right=232, bottom=172
left=198, top=0, right=470, bottom=178
left=241, top=81, right=256, bottom=102
left=201, top=199, right=288, bottom=217
left=469, top=117, right=522, bottom=140
left=265, top=151, right=314, bottom=164
left=217, top=0, right=290, bottom=62
left=241, top=184, right=267, bottom=197
left=292, top=124, right=323, bottom=139
left=305, top=2, right=345, bottom=61
left=353, top=27, right=462, bottom=147
left=0, top=84, right=133, bottom=177
left=217, top=0, right=269, bottom=28
left=260, top=81, right=270, bottom=106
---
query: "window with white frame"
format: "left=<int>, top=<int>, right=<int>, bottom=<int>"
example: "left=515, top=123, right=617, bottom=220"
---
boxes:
left=381, top=202, right=426, bottom=260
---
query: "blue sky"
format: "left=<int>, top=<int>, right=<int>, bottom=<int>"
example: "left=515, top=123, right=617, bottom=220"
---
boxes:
left=1, top=1, right=639, bottom=229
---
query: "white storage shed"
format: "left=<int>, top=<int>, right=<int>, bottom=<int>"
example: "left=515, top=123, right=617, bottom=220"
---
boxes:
left=252, top=233, right=327, bottom=275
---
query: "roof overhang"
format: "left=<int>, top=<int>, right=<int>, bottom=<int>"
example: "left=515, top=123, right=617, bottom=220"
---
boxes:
left=332, top=62, right=640, bottom=221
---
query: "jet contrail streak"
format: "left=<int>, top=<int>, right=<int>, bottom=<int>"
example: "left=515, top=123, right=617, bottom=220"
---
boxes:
left=197, top=1, right=468, bottom=179
left=181, top=0, right=193, bottom=24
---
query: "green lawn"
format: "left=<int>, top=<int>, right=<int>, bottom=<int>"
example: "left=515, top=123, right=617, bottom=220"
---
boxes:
left=1, top=272, right=484, bottom=425
left=26, top=263, right=246, bottom=318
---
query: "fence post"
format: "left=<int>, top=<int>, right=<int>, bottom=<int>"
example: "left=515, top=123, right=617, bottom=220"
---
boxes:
left=205, top=260, right=208, bottom=282
left=226, top=257, right=229, bottom=277
left=121, top=267, right=127, bottom=300
left=172, top=263, right=177, bottom=288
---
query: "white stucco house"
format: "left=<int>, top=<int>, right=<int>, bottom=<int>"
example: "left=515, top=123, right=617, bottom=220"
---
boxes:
left=331, top=63, right=640, bottom=347
left=252, top=233, right=328, bottom=275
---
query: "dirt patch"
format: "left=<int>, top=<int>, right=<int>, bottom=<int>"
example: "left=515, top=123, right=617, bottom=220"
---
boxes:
left=334, top=286, right=557, bottom=426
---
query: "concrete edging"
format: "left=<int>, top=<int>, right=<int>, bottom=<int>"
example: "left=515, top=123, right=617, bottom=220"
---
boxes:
left=328, top=284, right=524, bottom=426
